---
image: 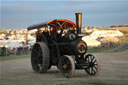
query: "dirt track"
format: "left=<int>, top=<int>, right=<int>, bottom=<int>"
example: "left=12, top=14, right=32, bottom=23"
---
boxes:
left=0, top=51, right=128, bottom=85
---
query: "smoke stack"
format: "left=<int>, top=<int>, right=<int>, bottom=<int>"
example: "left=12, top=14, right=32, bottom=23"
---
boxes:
left=75, top=13, right=82, bottom=34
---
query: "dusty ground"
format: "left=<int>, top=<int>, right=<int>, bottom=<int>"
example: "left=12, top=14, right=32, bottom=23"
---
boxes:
left=0, top=50, right=128, bottom=85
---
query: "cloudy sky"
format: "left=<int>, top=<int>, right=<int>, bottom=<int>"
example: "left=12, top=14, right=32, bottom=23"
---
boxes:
left=1, top=0, right=128, bottom=29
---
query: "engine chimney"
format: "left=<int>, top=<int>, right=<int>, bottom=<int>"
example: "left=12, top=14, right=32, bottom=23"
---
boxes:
left=75, top=13, right=82, bottom=34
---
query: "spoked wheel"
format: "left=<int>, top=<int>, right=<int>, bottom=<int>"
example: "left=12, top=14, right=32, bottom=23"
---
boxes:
left=58, top=55, right=75, bottom=78
left=31, top=42, right=50, bottom=73
left=85, top=54, right=99, bottom=75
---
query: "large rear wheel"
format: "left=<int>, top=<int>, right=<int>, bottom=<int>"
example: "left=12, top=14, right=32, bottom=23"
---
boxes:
left=31, top=42, right=50, bottom=73
left=58, top=55, right=75, bottom=78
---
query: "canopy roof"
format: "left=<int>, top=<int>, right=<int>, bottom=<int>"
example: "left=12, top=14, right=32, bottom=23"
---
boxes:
left=27, top=19, right=76, bottom=30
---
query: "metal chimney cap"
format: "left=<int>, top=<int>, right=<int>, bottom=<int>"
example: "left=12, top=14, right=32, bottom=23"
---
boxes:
left=75, top=13, right=82, bottom=14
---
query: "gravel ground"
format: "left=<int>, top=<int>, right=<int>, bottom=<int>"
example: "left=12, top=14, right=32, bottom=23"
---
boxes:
left=0, top=50, right=128, bottom=85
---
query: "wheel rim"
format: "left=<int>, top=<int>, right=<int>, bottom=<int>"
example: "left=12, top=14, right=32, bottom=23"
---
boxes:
left=31, top=44, right=43, bottom=72
left=85, top=54, right=99, bottom=75
left=58, top=55, right=75, bottom=78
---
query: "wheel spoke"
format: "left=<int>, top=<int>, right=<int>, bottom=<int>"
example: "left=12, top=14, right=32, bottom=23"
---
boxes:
left=92, top=67, right=96, bottom=72
left=91, top=56, right=95, bottom=62
left=93, top=60, right=96, bottom=63
left=94, top=63, right=97, bottom=65
left=86, top=57, right=89, bottom=62
left=89, top=56, right=91, bottom=62
left=93, top=67, right=97, bottom=72
left=91, top=69, right=95, bottom=75
left=89, top=67, right=91, bottom=74
left=94, top=65, right=98, bottom=69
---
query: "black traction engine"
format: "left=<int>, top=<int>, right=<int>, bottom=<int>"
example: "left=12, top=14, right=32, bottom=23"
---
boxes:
left=27, top=13, right=99, bottom=78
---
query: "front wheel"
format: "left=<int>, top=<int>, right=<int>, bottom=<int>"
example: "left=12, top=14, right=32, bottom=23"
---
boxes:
left=58, top=55, right=75, bottom=78
left=85, top=54, right=99, bottom=75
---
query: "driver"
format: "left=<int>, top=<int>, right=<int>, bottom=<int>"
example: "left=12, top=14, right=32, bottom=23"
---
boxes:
left=56, top=29, right=63, bottom=42
left=43, top=26, right=49, bottom=39
left=49, top=26, right=57, bottom=41
left=36, top=28, right=43, bottom=42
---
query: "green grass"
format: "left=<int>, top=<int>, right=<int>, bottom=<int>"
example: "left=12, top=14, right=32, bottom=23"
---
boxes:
left=0, top=55, right=30, bottom=61
left=87, top=43, right=128, bottom=53
left=105, top=43, right=128, bottom=52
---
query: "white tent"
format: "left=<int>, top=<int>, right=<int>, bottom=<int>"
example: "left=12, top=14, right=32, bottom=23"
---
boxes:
left=82, top=36, right=101, bottom=47
left=8, top=41, right=22, bottom=48
left=90, top=30, right=124, bottom=39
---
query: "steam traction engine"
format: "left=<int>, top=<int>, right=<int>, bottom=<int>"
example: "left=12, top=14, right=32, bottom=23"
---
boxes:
left=27, top=13, right=99, bottom=78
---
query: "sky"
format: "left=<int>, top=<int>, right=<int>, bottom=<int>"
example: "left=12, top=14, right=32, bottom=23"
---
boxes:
left=0, top=0, right=128, bottom=29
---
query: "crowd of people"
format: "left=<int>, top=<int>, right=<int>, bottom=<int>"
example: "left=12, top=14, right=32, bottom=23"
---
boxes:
left=0, top=45, right=31, bottom=56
